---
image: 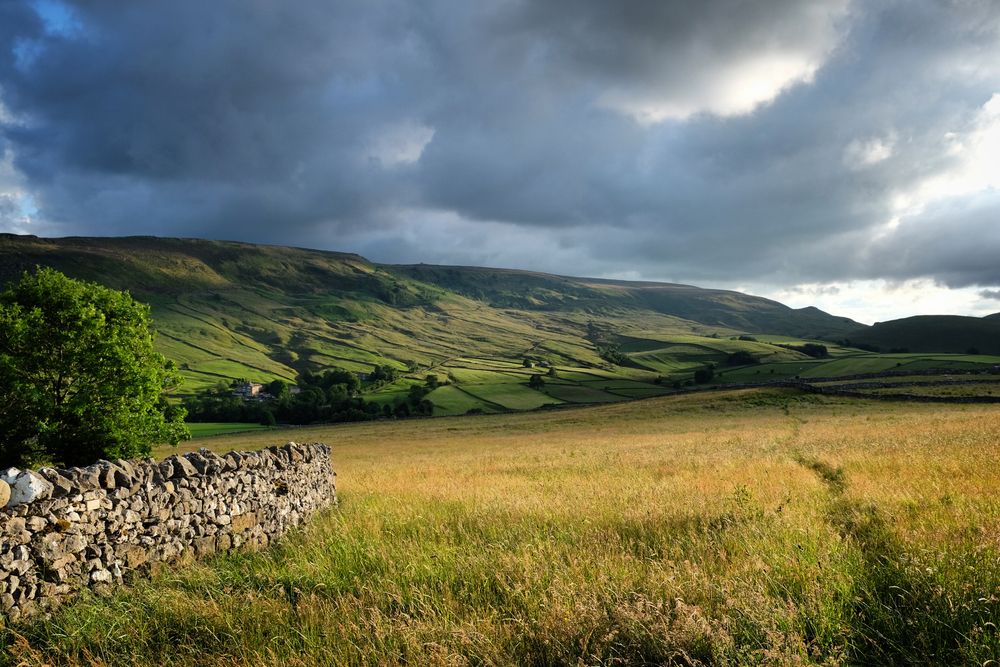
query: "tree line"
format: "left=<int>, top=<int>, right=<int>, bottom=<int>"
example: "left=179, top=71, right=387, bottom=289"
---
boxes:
left=181, top=369, right=441, bottom=425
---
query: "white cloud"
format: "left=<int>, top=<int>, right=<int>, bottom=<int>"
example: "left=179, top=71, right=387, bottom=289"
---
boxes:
left=844, top=133, right=895, bottom=169
left=764, top=279, right=998, bottom=324
left=366, top=121, right=435, bottom=167
left=603, top=51, right=830, bottom=124
left=596, top=1, right=851, bottom=123
left=892, top=93, right=1000, bottom=216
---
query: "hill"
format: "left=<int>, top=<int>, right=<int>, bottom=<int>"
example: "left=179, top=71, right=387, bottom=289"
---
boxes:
left=393, top=264, right=859, bottom=338
left=13, top=234, right=979, bottom=415
left=844, top=315, right=1000, bottom=355
left=4, top=234, right=1000, bottom=414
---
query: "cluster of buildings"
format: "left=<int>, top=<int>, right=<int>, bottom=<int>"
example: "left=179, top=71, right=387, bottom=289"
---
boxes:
left=232, top=381, right=301, bottom=400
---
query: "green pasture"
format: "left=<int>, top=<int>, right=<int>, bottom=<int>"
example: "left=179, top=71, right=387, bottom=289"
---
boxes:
left=185, top=422, right=273, bottom=438
left=462, top=383, right=562, bottom=410
left=426, top=385, right=496, bottom=415
left=541, top=384, right=626, bottom=403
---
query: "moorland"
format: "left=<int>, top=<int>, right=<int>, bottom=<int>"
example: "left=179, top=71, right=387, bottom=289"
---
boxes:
left=6, top=389, right=1000, bottom=665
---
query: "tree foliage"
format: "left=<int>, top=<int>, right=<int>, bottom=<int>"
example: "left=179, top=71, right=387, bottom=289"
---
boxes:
left=184, top=370, right=381, bottom=425
left=0, top=268, right=189, bottom=467
left=726, top=350, right=758, bottom=366
left=597, top=344, right=629, bottom=366
left=693, top=365, right=715, bottom=384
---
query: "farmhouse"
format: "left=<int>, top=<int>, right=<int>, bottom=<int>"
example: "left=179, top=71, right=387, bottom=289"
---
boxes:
left=233, top=381, right=264, bottom=398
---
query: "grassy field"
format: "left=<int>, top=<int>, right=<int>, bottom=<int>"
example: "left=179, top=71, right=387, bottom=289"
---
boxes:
left=866, top=382, right=1000, bottom=397
left=714, top=352, right=1000, bottom=385
left=185, top=423, right=275, bottom=438
left=7, top=389, right=1000, bottom=665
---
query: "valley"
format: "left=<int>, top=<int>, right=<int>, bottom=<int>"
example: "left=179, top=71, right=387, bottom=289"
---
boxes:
left=3, top=235, right=999, bottom=419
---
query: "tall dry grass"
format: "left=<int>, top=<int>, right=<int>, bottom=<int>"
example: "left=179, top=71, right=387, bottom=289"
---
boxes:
left=5, top=389, right=1000, bottom=665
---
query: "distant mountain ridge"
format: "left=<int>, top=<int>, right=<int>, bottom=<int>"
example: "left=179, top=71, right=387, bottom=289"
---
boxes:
left=0, top=234, right=863, bottom=393
left=391, top=263, right=860, bottom=337
left=845, top=315, right=1000, bottom=355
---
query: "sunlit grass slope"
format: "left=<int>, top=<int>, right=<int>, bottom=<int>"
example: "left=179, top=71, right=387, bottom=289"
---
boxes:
left=8, top=390, right=1000, bottom=665
left=4, top=234, right=1000, bottom=413
left=0, top=234, right=862, bottom=396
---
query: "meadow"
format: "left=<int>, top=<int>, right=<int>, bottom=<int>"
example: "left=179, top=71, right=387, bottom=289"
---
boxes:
left=184, top=422, right=275, bottom=439
left=6, top=389, right=1000, bottom=665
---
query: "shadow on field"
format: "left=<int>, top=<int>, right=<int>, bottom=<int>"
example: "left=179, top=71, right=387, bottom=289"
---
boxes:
left=796, top=454, right=1000, bottom=665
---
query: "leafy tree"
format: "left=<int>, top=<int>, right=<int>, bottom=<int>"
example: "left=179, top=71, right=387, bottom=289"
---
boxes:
left=367, top=364, right=399, bottom=386
left=0, top=268, right=189, bottom=467
left=528, top=374, right=545, bottom=389
left=408, top=384, right=430, bottom=403
left=693, top=366, right=715, bottom=384
left=597, top=344, right=628, bottom=366
left=726, top=350, right=758, bottom=366
left=186, top=367, right=378, bottom=426
left=266, top=379, right=289, bottom=399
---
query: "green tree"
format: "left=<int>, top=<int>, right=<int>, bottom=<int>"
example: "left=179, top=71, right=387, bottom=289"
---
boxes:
left=266, top=378, right=289, bottom=399
left=0, top=268, right=189, bottom=467
left=528, top=374, right=545, bottom=389
left=693, top=365, right=715, bottom=384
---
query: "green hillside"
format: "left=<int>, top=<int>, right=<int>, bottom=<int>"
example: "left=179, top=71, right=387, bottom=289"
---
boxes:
left=844, top=315, right=1000, bottom=355
left=393, top=264, right=860, bottom=339
left=6, top=234, right=997, bottom=415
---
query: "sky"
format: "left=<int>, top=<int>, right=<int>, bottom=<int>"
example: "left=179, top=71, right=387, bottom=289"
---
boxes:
left=1, top=0, right=999, bottom=324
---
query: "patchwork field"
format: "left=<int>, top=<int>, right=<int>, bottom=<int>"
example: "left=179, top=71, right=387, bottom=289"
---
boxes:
left=185, top=423, right=275, bottom=439
left=8, top=389, right=1000, bottom=665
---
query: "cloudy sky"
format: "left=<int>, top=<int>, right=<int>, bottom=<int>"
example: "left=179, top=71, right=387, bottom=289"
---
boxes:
left=1, top=0, right=999, bottom=323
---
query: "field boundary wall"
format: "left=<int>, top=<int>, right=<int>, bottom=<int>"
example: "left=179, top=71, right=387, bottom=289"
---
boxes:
left=0, top=442, right=335, bottom=621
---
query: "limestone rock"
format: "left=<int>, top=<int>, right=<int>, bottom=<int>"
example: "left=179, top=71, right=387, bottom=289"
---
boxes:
left=167, top=455, right=198, bottom=479
left=36, top=468, right=74, bottom=497
left=65, top=466, right=101, bottom=491
left=0, top=442, right=335, bottom=621
left=0, top=479, right=10, bottom=508
left=185, top=452, right=207, bottom=474
left=2, top=469, right=55, bottom=505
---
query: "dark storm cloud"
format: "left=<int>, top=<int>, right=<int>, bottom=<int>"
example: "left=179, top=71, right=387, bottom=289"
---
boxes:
left=1, top=0, right=999, bottom=292
left=0, top=194, right=18, bottom=220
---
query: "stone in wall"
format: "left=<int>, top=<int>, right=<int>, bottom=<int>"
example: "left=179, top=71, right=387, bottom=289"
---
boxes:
left=0, top=442, right=336, bottom=622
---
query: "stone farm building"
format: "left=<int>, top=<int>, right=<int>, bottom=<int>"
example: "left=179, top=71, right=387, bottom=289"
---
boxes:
left=233, top=381, right=264, bottom=399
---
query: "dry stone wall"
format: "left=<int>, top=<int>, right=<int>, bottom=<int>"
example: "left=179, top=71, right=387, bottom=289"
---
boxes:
left=0, top=442, right=335, bottom=622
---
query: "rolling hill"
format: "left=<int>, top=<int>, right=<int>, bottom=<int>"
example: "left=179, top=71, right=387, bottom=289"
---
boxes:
left=11, top=233, right=997, bottom=415
left=392, top=264, right=860, bottom=338
left=845, top=315, right=1000, bottom=355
